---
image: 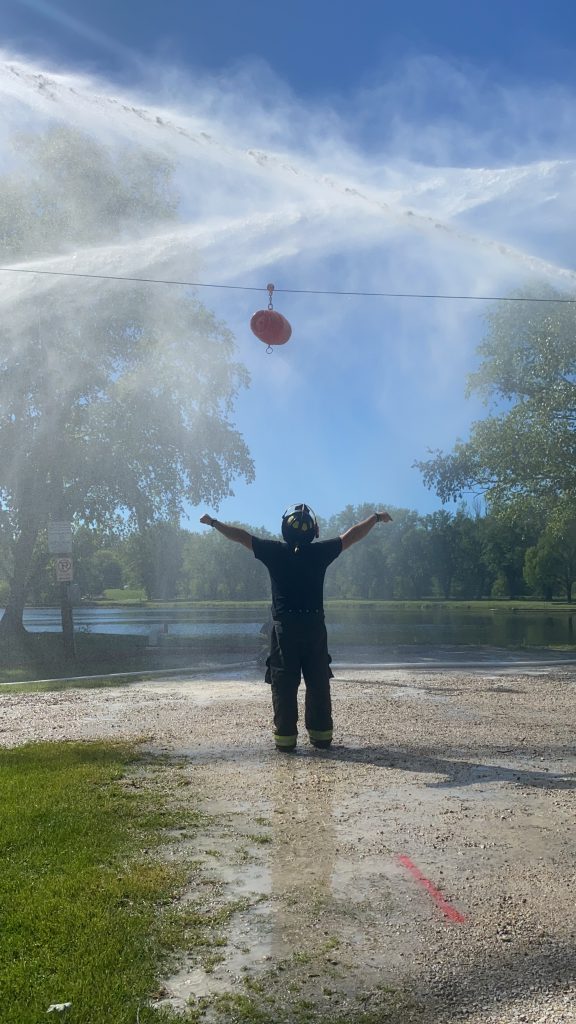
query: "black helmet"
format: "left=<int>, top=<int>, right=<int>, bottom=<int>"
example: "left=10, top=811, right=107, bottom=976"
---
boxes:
left=281, top=503, right=318, bottom=548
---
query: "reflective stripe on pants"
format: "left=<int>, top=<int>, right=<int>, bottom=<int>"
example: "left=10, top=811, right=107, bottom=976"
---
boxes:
left=274, top=733, right=298, bottom=748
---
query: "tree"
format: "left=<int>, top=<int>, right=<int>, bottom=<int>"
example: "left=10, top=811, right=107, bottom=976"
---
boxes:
left=175, top=524, right=271, bottom=600
left=122, top=523, right=186, bottom=601
left=417, top=285, right=576, bottom=514
left=524, top=513, right=576, bottom=602
left=388, top=522, right=431, bottom=599
left=449, top=510, right=491, bottom=600
left=524, top=545, right=556, bottom=601
left=321, top=504, right=392, bottom=599
left=424, top=510, right=459, bottom=599
left=0, top=127, right=253, bottom=635
left=93, top=550, right=124, bottom=592
left=322, top=505, right=425, bottom=599
left=482, top=513, right=538, bottom=599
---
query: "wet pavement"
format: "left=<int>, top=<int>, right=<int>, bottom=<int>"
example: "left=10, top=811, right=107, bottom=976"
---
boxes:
left=144, top=665, right=576, bottom=1022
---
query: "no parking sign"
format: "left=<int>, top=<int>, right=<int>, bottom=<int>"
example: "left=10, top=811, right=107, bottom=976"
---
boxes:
left=56, top=556, right=73, bottom=582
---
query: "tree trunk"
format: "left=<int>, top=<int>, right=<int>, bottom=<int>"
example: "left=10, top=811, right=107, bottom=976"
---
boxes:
left=0, top=519, right=41, bottom=638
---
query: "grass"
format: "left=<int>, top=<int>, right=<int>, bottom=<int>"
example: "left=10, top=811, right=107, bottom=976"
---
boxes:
left=94, top=596, right=271, bottom=609
left=0, top=740, right=203, bottom=1024
left=185, top=988, right=423, bottom=1024
left=325, top=598, right=576, bottom=612
left=101, top=588, right=147, bottom=603
left=93, top=596, right=576, bottom=611
left=0, top=676, right=141, bottom=694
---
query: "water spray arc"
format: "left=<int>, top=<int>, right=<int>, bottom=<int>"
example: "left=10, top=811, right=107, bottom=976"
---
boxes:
left=2, top=53, right=576, bottom=299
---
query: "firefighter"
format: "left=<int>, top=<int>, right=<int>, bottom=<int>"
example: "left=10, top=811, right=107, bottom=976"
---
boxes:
left=199, top=504, right=392, bottom=751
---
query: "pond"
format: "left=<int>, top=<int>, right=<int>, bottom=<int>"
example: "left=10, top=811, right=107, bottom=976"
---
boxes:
left=10, top=603, right=576, bottom=659
left=326, top=603, right=576, bottom=649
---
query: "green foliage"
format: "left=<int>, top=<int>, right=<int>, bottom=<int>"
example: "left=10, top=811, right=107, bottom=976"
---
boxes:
left=481, top=511, right=540, bottom=599
left=121, top=522, right=186, bottom=600
left=424, top=510, right=458, bottom=598
left=323, top=504, right=402, bottom=599
left=524, top=511, right=576, bottom=601
left=321, top=504, right=493, bottom=601
left=3, top=500, right=574, bottom=608
left=179, top=524, right=273, bottom=600
left=417, top=284, right=576, bottom=514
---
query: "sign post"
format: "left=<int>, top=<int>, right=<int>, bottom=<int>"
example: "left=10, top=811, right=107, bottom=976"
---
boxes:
left=49, top=523, right=75, bottom=659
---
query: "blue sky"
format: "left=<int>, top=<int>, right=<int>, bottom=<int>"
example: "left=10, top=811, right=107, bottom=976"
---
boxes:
left=2, top=1, right=576, bottom=533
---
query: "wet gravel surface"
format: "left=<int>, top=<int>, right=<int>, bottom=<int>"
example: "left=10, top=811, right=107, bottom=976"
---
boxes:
left=1, top=663, right=575, bottom=1023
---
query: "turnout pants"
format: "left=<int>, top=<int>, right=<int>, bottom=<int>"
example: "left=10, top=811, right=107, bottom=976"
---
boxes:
left=266, top=614, right=334, bottom=748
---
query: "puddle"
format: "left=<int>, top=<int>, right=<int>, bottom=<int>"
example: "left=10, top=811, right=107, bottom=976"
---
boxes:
left=209, top=862, right=270, bottom=896
left=386, top=685, right=479, bottom=720
left=155, top=903, right=273, bottom=1011
left=155, top=763, right=432, bottom=1011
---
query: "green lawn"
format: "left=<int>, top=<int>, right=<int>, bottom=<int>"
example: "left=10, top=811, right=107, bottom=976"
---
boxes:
left=101, top=588, right=147, bottom=603
left=0, top=741, right=199, bottom=1024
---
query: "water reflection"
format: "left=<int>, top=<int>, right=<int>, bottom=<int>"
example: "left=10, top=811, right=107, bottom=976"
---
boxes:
left=13, top=606, right=262, bottom=637
left=5, top=603, right=576, bottom=651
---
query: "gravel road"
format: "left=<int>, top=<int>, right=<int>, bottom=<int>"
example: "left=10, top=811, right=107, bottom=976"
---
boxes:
left=2, top=662, right=575, bottom=1023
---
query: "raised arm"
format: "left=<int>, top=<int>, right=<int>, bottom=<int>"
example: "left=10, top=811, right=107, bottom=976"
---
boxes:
left=199, top=514, right=253, bottom=550
left=340, top=511, right=392, bottom=551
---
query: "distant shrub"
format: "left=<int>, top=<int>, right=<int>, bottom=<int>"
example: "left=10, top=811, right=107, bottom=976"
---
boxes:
left=102, top=588, right=146, bottom=603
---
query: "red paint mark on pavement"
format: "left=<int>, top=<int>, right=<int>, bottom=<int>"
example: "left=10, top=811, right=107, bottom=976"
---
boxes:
left=397, top=854, right=466, bottom=924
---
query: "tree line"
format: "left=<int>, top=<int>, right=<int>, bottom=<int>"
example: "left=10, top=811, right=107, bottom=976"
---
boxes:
left=2, top=501, right=574, bottom=606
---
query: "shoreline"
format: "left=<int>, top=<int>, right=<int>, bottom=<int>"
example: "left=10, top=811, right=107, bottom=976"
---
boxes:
left=3, top=642, right=576, bottom=689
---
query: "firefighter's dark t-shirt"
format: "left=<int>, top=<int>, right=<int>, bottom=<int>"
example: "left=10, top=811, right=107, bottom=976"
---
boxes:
left=252, top=537, right=342, bottom=619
